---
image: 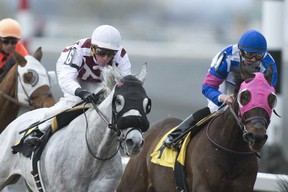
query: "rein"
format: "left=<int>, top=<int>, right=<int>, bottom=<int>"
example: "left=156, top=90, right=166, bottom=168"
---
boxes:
left=0, top=89, right=31, bottom=108
left=83, top=101, right=124, bottom=161
left=205, top=109, right=258, bottom=157
left=29, top=92, right=53, bottom=108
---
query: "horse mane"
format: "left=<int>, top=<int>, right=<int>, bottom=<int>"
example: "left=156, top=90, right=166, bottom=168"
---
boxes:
left=233, top=70, right=243, bottom=95
left=102, top=65, right=123, bottom=90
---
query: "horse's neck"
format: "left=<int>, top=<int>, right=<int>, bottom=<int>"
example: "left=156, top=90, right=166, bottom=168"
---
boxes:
left=0, top=66, right=20, bottom=132
left=0, top=65, right=18, bottom=106
left=84, top=95, right=118, bottom=154
left=0, top=65, right=17, bottom=92
left=212, top=108, right=249, bottom=150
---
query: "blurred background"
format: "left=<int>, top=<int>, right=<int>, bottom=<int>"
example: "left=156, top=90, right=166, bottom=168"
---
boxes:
left=1, top=0, right=288, bottom=175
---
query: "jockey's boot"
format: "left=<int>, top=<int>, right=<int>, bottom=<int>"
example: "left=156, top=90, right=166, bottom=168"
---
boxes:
left=23, top=129, right=44, bottom=146
left=163, top=107, right=210, bottom=148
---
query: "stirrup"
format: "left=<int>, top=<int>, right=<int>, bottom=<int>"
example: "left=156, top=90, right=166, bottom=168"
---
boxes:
left=163, top=136, right=174, bottom=148
left=163, top=131, right=182, bottom=149
left=23, top=130, right=43, bottom=146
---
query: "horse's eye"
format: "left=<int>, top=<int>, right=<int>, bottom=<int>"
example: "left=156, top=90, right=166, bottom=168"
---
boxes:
left=239, top=90, right=251, bottom=106
left=115, top=95, right=124, bottom=112
left=268, top=93, right=277, bottom=109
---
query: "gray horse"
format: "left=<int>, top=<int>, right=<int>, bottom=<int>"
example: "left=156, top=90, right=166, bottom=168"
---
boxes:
left=0, top=64, right=151, bottom=192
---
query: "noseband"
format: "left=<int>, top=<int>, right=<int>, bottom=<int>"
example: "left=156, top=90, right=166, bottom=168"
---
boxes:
left=28, top=92, right=53, bottom=109
left=229, top=105, right=269, bottom=142
left=18, top=79, right=53, bottom=109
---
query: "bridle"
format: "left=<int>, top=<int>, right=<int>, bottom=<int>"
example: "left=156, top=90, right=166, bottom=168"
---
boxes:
left=83, top=100, right=142, bottom=161
left=0, top=72, right=52, bottom=109
left=17, top=65, right=53, bottom=109
left=205, top=105, right=259, bottom=157
left=28, top=91, right=53, bottom=109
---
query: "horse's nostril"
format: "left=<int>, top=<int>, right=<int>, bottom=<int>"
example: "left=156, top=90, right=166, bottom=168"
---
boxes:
left=244, top=133, right=255, bottom=142
left=126, top=139, right=133, bottom=147
left=245, top=133, right=268, bottom=144
left=140, top=140, right=144, bottom=148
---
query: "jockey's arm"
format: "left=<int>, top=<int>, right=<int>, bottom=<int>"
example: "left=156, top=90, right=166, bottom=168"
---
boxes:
left=56, top=48, right=82, bottom=96
left=202, top=55, right=228, bottom=106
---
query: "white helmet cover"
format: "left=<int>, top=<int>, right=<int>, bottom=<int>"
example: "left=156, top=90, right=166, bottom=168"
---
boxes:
left=91, top=25, right=121, bottom=50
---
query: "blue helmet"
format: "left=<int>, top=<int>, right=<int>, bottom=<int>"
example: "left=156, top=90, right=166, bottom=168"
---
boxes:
left=238, top=30, right=267, bottom=54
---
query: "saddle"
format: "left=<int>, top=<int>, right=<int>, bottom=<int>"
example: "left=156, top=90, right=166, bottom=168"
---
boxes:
left=150, top=112, right=219, bottom=192
left=11, top=104, right=90, bottom=189
left=11, top=104, right=90, bottom=158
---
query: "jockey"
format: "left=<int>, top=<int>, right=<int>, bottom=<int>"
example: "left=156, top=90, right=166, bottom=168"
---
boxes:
left=0, top=18, right=28, bottom=81
left=164, top=29, right=278, bottom=148
left=24, top=25, right=132, bottom=145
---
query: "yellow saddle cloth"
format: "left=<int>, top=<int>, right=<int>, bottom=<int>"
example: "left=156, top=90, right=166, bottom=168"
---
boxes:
left=150, top=112, right=218, bottom=169
left=150, top=128, right=191, bottom=169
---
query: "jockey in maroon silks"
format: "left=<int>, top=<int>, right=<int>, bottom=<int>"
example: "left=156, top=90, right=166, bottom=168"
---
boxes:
left=24, top=25, right=132, bottom=145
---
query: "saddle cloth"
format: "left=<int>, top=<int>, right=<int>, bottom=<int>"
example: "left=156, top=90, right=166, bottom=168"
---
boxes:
left=150, top=112, right=219, bottom=169
left=150, top=128, right=191, bottom=169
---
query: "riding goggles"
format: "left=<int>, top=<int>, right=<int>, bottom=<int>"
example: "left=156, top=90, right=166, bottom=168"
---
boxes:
left=240, top=50, right=264, bottom=61
left=91, top=45, right=117, bottom=57
left=0, top=37, right=19, bottom=45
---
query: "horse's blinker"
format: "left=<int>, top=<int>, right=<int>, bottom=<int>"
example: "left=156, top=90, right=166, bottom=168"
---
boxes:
left=112, top=75, right=151, bottom=132
left=238, top=73, right=276, bottom=117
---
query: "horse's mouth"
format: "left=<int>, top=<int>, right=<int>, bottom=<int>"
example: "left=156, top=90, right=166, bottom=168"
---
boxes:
left=125, top=148, right=142, bottom=157
left=124, top=138, right=144, bottom=157
left=245, top=132, right=268, bottom=152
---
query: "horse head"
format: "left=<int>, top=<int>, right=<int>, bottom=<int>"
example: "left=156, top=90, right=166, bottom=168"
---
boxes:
left=15, top=47, right=56, bottom=108
left=233, top=64, right=277, bottom=152
left=101, top=64, right=151, bottom=157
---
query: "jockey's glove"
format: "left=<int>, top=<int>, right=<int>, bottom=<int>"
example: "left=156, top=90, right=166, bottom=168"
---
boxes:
left=75, top=88, right=96, bottom=103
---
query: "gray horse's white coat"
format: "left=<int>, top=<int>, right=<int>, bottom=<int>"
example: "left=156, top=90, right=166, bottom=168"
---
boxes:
left=0, top=64, right=150, bottom=192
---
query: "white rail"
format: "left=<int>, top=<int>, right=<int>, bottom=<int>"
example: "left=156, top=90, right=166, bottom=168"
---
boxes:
left=122, top=157, right=288, bottom=192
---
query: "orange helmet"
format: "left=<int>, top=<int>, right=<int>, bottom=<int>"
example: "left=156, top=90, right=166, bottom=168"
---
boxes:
left=0, top=18, right=21, bottom=38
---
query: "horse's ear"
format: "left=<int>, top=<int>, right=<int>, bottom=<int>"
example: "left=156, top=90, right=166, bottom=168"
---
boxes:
left=14, top=51, right=27, bottom=67
left=136, top=63, right=147, bottom=84
left=240, top=61, right=255, bottom=82
left=264, top=64, right=273, bottom=85
left=33, top=47, right=43, bottom=62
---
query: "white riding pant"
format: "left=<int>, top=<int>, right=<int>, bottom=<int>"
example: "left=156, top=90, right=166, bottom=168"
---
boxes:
left=37, top=96, right=81, bottom=133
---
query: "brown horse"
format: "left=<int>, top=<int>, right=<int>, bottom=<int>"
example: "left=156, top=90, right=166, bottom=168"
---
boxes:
left=0, top=47, right=56, bottom=133
left=117, top=65, right=277, bottom=192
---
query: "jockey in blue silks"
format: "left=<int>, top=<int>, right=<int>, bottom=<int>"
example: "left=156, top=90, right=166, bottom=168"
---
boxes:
left=164, top=29, right=278, bottom=148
